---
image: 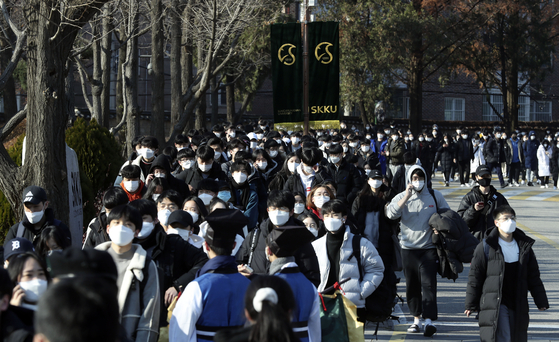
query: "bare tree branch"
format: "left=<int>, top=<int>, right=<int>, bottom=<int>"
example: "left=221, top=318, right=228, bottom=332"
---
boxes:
left=0, top=106, right=26, bottom=141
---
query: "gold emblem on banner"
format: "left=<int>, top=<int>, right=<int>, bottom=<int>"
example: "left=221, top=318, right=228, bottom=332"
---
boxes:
left=278, top=44, right=296, bottom=65
left=315, top=42, right=333, bottom=64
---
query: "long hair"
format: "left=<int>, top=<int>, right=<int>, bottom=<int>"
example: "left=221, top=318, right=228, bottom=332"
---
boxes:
left=35, top=225, right=71, bottom=259
left=306, top=185, right=335, bottom=211
left=7, top=251, right=50, bottom=284
left=245, top=275, right=299, bottom=342
left=356, top=181, right=387, bottom=212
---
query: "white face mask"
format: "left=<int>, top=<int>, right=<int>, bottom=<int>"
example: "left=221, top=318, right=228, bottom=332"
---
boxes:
left=350, top=142, right=358, bottom=148
left=256, top=134, right=264, bottom=140
left=426, top=138, right=433, bottom=142
left=499, top=219, right=516, bottom=234
left=313, top=195, right=330, bottom=209
left=138, top=148, right=155, bottom=160
left=167, top=227, right=191, bottom=241
left=324, top=143, right=331, bottom=149
left=25, top=210, right=45, bottom=224
left=198, top=193, right=214, bottom=205
left=108, top=224, right=136, bottom=246
left=294, top=203, right=305, bottom=214
left=288, top=162, right=299, bottom=173
left=229, top=132, right=236, bottom=138
left=343, top=146, right=349, bottom=153
left=214, top=151, right=222, bottom=160
left=412, top=180, right=425, bottom=191
left=418, top=137, right=425, bottom=142
left=214, top=132, right=222, bottom=137
left=495, top=133, right=502, bottom=138
left=186, top=210, right=199, bottom=223
left=377, top=134, right=384, bottom=139
left=181, top=160, right=194, bottom=170
left=369, top=179, right=383, bottom=189
left=307, top=226, right=319, bottom=237
left=456, top=130, right=462, bottom=134
left=198, top=163, right=212, bottom=173
left=283, top=137, right=291, bottom=144
left=268, top=210, right=290, bottom=226
left=233, top=172, right=248, bottom=184
left=530, top=136, right=535, bottom=140
left=269, top=150, right=278, bottom=158
left=257, top=161, right=268, bottom=170
left=392, top=135, right=399, bottom=141
left=154, top=173, right=166, bottom=178
left=157, top=209, right=172, bottom=226
left=366, top=135, right=372, bottom=140
left=152, top=194, right=160, bottom=201
left=324, top=217, right=343, bottom=232
left=461, top=135, right=468, bottom=139
left=291, top=137, right=300, bottom=145
left=361, top=146, right=370, bottom=153
left=123, top=180, right=140, bottom=193
left=19, top=279, right=48, bottom=303
left=329, top=156, right=340, bottom=164
left=302, top=164, right=314, bottom=174
left=250, top=142, right=258, bottom=149
left=138, top=221, right=155, bottom=238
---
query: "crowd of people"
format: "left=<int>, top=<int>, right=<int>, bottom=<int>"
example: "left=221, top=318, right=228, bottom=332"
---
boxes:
left=0, top=119, right=550, bottom=342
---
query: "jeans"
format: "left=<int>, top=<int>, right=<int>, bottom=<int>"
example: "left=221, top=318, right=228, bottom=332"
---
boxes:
left=496, top=304, right=514, bottom=342
left=488, top=162, right=504, bottom=186
left=401, top=249, right=438, bottom=320
left=458, top=160, right=470, bottom=184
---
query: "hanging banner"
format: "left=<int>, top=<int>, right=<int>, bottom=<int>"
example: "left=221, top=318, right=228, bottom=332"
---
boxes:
left=308, top=21, right=340, bottom=129
left=271, top=23, right=303, bottom=131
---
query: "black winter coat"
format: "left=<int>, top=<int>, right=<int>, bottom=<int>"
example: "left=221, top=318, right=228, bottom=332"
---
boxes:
left=457, top=185, right=509, bottom=240
left=430, top=208, right=479, bottom=281
left=180, top=162, right=227, bottom=190
left=82, top=212, right=109, bottom=249
left=415, top=141, right=436, bottom=166
left=551, top=147, right=559, bottom=175
left=455, top=138, right=473, bottom=162
left=465, top=227, right=549, bottom=342
left=6, top=208, right=71, bottom=246
left=483, top=137, right=502, bottom=164
left=437, top=143, right=455, bottom=172
left=0, top=306, right=33, bottom=342
left=283, top=168, right=331, bottom=195
left=149, top=155, right=190, bottom=197
left=235, top=217, right=320, bottom=287
left=325, top=160, right=364, bottom=204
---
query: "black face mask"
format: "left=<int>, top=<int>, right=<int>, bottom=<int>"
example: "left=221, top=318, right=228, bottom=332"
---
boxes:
left=478, top=178, right=491, bottom=187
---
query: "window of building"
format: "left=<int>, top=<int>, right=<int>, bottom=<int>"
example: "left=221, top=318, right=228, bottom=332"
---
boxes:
left=386, top=95, right=409, bottom=119
left=444, top=98, right=464, bottom=121
left=483, top=94, right=530, bottom=121
left=530, top=100, right=552, bottom=122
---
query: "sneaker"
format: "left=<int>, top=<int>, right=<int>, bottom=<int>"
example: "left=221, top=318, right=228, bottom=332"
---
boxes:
left=424, top=324, right=437, bottom=337
left=461, top=184, right=465, bottom=187
left=554, top=186, right=557, bottom=190
left=537, top=179, right=541, bottom=185
left=541, top=185, right=545, bottom=188
left=445, top=182, right=449, bottom=187
left=528, top=182, right=534, bottom=186
left=450, top=178, right=455, bottom=182
left=521, top=180, right=525, bottom=185
left=407, top=324, right=421, bottom=333
left=545, top=184, right=549, bottom=188
left=501, top=183, right=507, bottom=189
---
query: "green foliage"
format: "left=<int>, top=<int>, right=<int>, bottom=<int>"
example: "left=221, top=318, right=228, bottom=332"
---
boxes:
left=13, top=60, right=27, bottom=91
left=0, top=135, right=25, bottom=242
left=66, top=118, right=124, bottom=224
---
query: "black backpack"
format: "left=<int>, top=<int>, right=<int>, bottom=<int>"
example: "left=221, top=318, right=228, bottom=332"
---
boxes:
left=351, top=235, right=399, bottom=325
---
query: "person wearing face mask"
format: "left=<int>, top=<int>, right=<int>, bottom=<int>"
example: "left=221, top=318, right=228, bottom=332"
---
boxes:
left=95, top=204, right=161, bottom=341
left=0, top=267, right=34, bottom=341
left=196, top=179, right=219, bottom=212
left=128, top=199, right=208, bottom=326
left=358, top=139, right=382, bottom=174
left=289, top=133, right=302, bottom=152
left=170, top=209, right=252, bottom=342
left=325, top=144, right=364, bottom=204
left=384, top=129, right=406, bottom=178
left=483, top=127, right=507, bottom=188
left=469, top=137, right=486, bottom=186
left=183, top=146, right=228, bottom=192
left=457, top=165, right=509, bottom=240
left=115, top=136, right=160, bottom=186
left=465, top=205, right=549, bottom=342
left=252, top=149, right=279, bottom=186
left=212, top=124, right=225, bottom=139
left=119, top=165, right=147, bottom=201
left=35, top=225, right=71, bottom=260
left=208, top=137, right=228, bottom=165
left=386, top=165, right=449, bottom=336
left=284, top=147, right=332, bottom=198
left=263, top=226, right=322, bottom=342
left=264, top=140, right=284, bottom=178
left=142, top=177, right=169, bottom=204
left=7, top=186, right=72, bottom=247
left=7, top=251, right=49, bottom=312
left=174, top=148, right=196, bottom=179
left=155, top=190, right=184, bottom=233
left=437, top=134, right=456, bottom=187
left=167, top=210, right=204, bottom=248
left=229, top=161, right=259, bottom=231
left=505, top=132, right=522, bottom=186
left=391, top=152, right=418, bottom=194
left=522, top=131, right=540, bottom=186
left=537, top=139, right=552, bottom=188
left=455, top=130, right=474, bottom=187
left=416, top=133, right=436, bottom=186
left=306, top=185, right=334, bottom=221
left=148, top=155, right=191, bottom=198
left=312, top=199, right=385, bottom=324
left=268, top=153, right=300, bottom=192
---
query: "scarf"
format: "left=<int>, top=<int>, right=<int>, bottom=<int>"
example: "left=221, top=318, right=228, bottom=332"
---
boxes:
left=230, top=179, right=251, bottom=210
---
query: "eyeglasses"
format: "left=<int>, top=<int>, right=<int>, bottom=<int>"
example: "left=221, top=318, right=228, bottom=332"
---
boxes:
left=497, top=216, right=516, bottom=222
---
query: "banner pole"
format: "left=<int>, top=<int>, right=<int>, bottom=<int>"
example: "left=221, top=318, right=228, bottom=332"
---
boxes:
left=303, top=0, right=310, bottom=135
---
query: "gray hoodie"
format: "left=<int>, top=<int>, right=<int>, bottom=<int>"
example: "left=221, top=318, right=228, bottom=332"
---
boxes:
left=385, top=165, right=449, bottom=249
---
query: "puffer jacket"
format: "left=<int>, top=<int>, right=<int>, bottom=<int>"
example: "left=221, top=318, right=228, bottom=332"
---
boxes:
left=523, top=133, right=539, bottom=170
left=386, top=138, right=405, bottom=165
left=483, top=137, right=501, bottom=164
left=465, top=227, right=549, bottom=342
left=430, top=208, right=479, bottom=281
left=386, top=165, right=450, bottom=250
left=312, top=226, right=385, bottom=308
left=437, top=143, right=454, bottom=172
left=456, top=185, right=509, bottom=240
left=551, top=146, right=559, bottom=174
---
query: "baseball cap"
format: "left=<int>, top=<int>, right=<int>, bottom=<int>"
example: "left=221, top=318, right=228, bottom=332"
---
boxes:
left=368, top=169, right=383, bottom=179
left=266, top=226, right=314, bottom=258
left=46, top=247, right=118, bottom=282
left=476, top=165, right=491, bottom=177
left=22, top=185, right=47, bottom=204
left=168, top=210, right=194, bottom=228
left=4, top=238, right=34, bottom=261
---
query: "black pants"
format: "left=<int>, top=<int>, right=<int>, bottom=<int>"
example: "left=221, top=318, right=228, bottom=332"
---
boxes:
left=458, top=160, right=470, bottom=184
left=553, top=173, right=558, bottom=187
left=540, top=176, right=550, bottom=185
left=508, top=162, right=521, bottom=184
left=487, top=162, right=504, bottom=186
left=401, top=249, right=438, bottom=320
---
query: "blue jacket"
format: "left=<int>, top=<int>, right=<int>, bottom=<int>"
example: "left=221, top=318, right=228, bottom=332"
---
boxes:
left=371, top=139, right=388, bottom=174
left=523, top=132, right=540, bottom=170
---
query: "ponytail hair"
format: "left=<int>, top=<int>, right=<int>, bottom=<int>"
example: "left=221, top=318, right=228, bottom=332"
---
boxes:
left=245, top=275, right=298, bottom=342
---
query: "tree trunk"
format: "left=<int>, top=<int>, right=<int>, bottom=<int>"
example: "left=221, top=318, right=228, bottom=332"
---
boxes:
left=226, top=74, right=235, bottom=123
left=66, top=61, right=76, bottom=123
left=358, top=101, right=368, bottom=126
left=91, top=20, right=103, bottom=124
left=170, top=0, right=182, bottom=132
left=151, top=0, right=165, bottom=145
left=408, top=30, right=423, bottom=136
left=181, top=3, right=194, bottom=132
left=124, top=0, right=140, bottom=157
left=210, top=75, right=218, bottom=126
left=100, top=4, right=112, bottom=129
left=195, top=38, right=206, bottom=130
left=0, top=39, right=17, bottom=121
left=116, top=39, right=127, bottom=125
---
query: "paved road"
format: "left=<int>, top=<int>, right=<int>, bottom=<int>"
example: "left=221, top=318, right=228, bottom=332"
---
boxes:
left=365, top=177, right=559, bottom=341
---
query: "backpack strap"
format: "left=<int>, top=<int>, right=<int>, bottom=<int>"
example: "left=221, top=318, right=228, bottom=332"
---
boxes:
left=350, top=235, right=364, bottom=282
left=482, top=238, right=490, bottom=263
left=16, top=222, right=25, bottom=238
left=428, top=188, right=439, bottom=212
left=247, top=228, right=260, bottom=268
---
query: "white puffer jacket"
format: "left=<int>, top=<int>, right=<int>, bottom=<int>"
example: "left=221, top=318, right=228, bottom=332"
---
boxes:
left=312, top=226, right=385, bottom=308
